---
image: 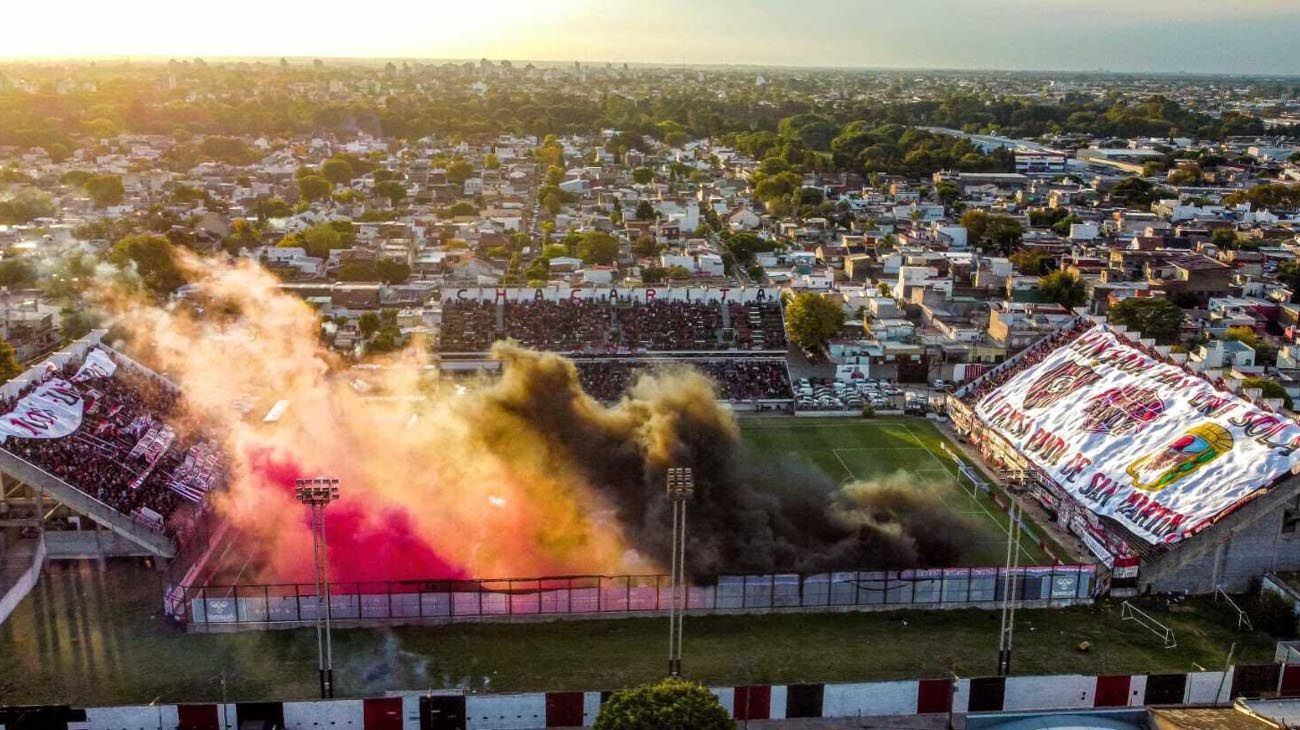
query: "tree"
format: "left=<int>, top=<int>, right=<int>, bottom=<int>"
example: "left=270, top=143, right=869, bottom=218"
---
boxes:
left=576, top=231, right=621, bottom=265
left=373, top=180, right=407, bottom=206
left=1107, top=297, right=1184, bottom=345
left=84, top=174, right=125, bottom=207
left=1038, top=270, right=1088, bottom=308
left=633, top=235, right=659, bottom=257
left=1211, top=227, right=1240, bottom=250
left=297, top=174, right=332, bottom=203
left=109, top=234, right=185, bottom=296
left=635, top=200, right=656, bottom=221
left=0, top=259, right=36, bottom=287
left=0, top=338, right=20, bottom=383
left=1111, top=177, right=1158, bottom=208
left=1224, top=326, right=1277, bottom=366
left=446, top=159, right=474, bottom=185
left=321, top=158, right=354, bottom=185
left=593, top=678, right=732, bottom=730
left=0, top=187, right=56, bottom=224
left=1241, top=377, right=1293, bottom=411
left=1009, top=250, right=1052, bottom=275
left=785, top=291, right=844, bottom=352
left=632, top=167, right=654, bottom=184
left=358, top=311, right=381, bottom=338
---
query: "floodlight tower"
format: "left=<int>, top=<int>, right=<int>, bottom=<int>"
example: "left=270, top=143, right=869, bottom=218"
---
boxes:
left=296, top=477, right=340, bottom=698
left=666, top=467, right=695, bottom=677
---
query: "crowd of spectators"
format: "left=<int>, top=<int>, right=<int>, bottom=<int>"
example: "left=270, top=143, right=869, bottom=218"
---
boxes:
left=959, top=318, right=1097, bottom=405
left=615, top=302, right=725, bottom=351
left=503, top=300, right=612, bottom=351
left=439, top=299, right=788, bottom=354
left=574, top=359, right=793, bottom=402
left=0, top=352, right=225, bottom=542
left=439, top=300, right=497, bottom=351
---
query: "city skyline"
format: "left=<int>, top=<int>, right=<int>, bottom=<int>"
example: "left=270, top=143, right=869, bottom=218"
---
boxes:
left=6, top=0, right=1300, bottom=76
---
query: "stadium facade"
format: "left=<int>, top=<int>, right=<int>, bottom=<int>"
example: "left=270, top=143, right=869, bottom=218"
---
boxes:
left=949, top=317, right=1300, bottom=595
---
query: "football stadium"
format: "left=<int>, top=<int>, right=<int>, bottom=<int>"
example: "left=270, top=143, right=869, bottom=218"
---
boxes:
left=1, top=273, right=1297, bottom=724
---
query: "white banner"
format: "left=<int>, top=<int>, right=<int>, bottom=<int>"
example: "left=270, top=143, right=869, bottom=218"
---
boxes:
left=975, top=327, right=1300, bottom=545
left=0, top=379, right=85, bottom=441
left=72, top=348, right=117, bottom=382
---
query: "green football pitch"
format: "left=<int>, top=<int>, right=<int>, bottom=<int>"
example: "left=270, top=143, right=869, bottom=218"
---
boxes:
left=739, top=416, right=1057, bottom=566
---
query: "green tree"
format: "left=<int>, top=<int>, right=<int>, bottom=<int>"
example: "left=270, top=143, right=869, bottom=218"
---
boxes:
left=374, top=180, right=407, bottom=206
left=1038, top=270, right=1088, bottom=308
left=0, top=259, right=36, bottom=287
left=297, top=174, right=332, bottom=203
left=576, top=231, right=621, bottom=265
left=632, top=167, right=654, bottom=184
left=0, top=338, right=20, bottom=383
left=1241, top=377, right=1292, bottom=411
left=446, top=159, right=475, bottom=185
left=1009, top=250, right=1052, bottom=275
left=1107, top=297, right=1184, bottom=345
left=1210, top=227, right=1240, bottom=250
left=84, top=174, right=125, bottom=207
left=321, top=158, right=355, bottom=185
left=593, top=678, right=732, bottom=730
left=635, top=200, right=655, bottom=221
left=358, top=311, right=381, bottom=338
left=109, top=234, right=185, bottom=296
left=785, top=291, right=844, bottom=352
left=0, top=187, right=56, bottom=224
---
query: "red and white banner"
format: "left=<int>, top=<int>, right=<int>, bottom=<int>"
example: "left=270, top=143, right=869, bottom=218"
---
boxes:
left=0, top=350, right=119, bottom=443
left=72, top=348, right=117, bottom=382
left=975, top=327, right=1300, bottom=545
left=0, top=379, right=86, bottom=441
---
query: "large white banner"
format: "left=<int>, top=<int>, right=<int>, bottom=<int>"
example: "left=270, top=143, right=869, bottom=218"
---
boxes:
left=0, top=379, right=86, bottom=441
left=975, top=327, right=1300, bottom=545
left=0, top=350, right=120, bottom=442
left=72, top=348, right=117, bottom=382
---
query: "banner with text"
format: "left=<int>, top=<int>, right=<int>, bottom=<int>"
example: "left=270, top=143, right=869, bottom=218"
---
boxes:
left=974, top=327, right=1300, bottom=544
left=0, top=378, right=86, bottom=441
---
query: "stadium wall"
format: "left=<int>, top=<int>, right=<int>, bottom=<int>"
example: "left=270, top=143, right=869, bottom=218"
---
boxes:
left=170, top=565, right=1097, bottom=631
left=7, top=665, right=1299, bottom=729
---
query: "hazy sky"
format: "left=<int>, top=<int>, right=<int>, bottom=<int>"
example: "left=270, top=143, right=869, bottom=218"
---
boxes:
left=6, top=0, right=1300, bottom=75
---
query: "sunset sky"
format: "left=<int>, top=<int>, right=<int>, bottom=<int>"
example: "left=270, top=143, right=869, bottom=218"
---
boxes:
left=6, top=0, right=1300, bottom=74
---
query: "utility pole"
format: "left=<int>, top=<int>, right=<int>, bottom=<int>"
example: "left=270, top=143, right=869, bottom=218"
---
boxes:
left=666, top=467, right=694, bottom=677
left=296, top=477, right=340, bottom=698
left=997, top=498, right=1022, bottom=676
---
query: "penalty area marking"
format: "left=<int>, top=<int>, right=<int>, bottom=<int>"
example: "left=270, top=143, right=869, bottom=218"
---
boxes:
left=900, top=422, right=1037, bottom=563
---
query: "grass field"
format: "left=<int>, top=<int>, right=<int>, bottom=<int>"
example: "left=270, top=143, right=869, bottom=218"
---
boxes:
left=0, top=560, right=1276, bottom=706
left=740, top=416, right=1058, bottom=565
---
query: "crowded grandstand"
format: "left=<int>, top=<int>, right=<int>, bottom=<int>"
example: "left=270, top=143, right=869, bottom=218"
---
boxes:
left=0, top=341, right=225, bottom=550
left=438, top=287, right=795, bottom=406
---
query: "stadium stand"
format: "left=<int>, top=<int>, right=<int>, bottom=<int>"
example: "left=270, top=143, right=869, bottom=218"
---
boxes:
left=438, top=299, right=787, bottom=354
left=573, top=359, right=793, bottom=403
left=0, top=346, right=224, bottom=549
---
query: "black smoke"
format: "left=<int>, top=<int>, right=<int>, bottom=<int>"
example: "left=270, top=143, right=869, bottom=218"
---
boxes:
left=471, top=345, right=977, bottom=579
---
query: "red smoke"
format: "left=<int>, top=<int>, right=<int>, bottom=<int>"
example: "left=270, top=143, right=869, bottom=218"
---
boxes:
left=239, top=444, right=468, bottom=583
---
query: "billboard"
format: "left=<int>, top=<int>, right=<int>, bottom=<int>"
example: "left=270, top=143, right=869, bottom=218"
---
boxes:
left=974, top=327, right=1300, bottom=545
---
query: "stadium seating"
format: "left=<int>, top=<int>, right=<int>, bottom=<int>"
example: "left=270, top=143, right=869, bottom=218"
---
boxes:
left=439, top=299, right=787, bottom=354
left=573, top=359, right=793, bottom=402
left=0, top=352, right=224, bottom=543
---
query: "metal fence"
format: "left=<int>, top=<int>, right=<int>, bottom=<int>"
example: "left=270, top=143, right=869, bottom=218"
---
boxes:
left=168, top=564, right=1095, bottom=627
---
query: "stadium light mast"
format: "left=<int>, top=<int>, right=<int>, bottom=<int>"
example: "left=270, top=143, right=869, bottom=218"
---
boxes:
left=666, top=467, right=695, bottom=677
left=296, top=477, right=340, bottom=699
left=997, top=498, right=1023, bottom=676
